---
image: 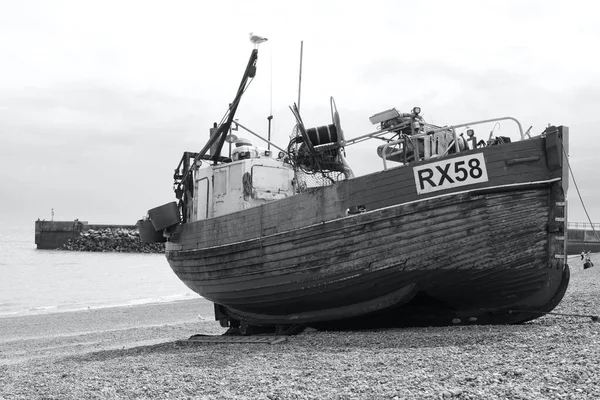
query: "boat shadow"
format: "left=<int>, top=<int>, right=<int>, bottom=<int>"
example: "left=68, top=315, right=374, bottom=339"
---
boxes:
left=59, top=321, right=568, bottom=364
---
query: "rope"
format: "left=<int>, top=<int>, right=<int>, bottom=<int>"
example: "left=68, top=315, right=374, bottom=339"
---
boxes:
left=562, top=143, right=600, bottom=242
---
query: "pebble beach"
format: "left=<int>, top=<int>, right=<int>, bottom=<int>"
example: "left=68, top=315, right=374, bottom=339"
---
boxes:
left=1, top=254, right=598, bottom=400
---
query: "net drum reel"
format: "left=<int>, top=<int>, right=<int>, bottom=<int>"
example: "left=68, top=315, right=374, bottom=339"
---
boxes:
left=304, top=97, right=345, bottom=148
left=301, top=122, right=342, bottom=169
left=288, top=97, right=351, bottom=175
left=306, top=123, right=339, bottom=147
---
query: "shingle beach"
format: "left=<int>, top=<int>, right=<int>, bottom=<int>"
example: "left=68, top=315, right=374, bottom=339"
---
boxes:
left=1, top=254, right=598, bottom=399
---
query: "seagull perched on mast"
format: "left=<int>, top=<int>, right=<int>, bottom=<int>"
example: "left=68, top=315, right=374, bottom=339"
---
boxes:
left=249, top=32, right=268, bottom=48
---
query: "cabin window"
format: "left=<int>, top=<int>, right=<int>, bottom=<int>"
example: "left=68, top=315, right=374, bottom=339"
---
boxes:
left=252, top=165, right=292, bottom=193
left=214, top=168, right=227, bottom=196
left=228, top=164, right=242, bottom=192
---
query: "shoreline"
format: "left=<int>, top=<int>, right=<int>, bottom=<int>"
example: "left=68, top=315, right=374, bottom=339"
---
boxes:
left=0, top=297, right=218, bottom=342
left=0, top=297, right=227, bottom=368
left=0, top=293, right=200, bottom=321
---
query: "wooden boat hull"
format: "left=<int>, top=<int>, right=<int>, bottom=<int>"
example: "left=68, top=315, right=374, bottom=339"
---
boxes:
left=165, top=127, right=569, bottom=327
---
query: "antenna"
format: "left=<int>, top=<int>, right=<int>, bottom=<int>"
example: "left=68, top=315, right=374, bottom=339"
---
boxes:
left=270, top=49, right=273, bottom=116
left=297, top=40, right=304, bottom=112
left=268, top=48, right=273, bottom=150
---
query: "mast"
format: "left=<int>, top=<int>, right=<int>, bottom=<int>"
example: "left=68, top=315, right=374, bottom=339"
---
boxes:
left=297, top=41, right=304, bottom=112
left=267, top=51, right=273, bottom=150
left=193, top=49, right=259, bottom=164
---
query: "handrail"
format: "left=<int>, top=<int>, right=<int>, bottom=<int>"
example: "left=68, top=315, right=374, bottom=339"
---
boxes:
left=427, top=116, right=525, bottom=140
left=345, top=127, right=398, bottom=146
left=349, top=116, right=525, bottom=150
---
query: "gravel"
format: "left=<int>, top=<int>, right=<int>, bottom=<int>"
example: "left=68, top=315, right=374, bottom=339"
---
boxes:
left=0, top=254, right=598, bottom=399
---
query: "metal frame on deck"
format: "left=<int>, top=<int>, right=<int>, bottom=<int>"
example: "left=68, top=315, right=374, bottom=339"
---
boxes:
left=379, top=116, right=526, bottom=170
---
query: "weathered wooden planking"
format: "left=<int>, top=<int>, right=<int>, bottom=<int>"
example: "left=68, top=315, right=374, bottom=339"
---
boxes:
left=211, top=259, right=554, bottom=318
left=174, top=206, right=548, bottom=290
left=182, top=192, right=548, bottom=273
left=169, top=194, right=549, bottom=295
left=169, top=188, right=549, bottom=272
left=168, top=187, right=554, bottom=314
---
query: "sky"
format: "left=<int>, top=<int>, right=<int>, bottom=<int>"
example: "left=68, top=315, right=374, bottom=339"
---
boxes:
left=1, top=0, right=599, bottom=226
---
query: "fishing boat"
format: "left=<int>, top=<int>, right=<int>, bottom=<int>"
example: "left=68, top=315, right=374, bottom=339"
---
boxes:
left=140, top=47, right=570, bottom=332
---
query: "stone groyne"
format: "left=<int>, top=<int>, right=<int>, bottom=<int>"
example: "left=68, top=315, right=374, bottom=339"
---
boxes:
left=35, top=220, right=164, bottom=253
left=60, top=227, right=164, bottom=253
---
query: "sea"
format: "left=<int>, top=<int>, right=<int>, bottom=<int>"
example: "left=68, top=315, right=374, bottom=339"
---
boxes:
left=0, top=223, right=198, bottom=319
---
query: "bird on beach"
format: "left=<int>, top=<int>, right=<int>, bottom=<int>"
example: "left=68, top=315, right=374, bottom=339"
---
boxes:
left=249, top=32, right=268, bottom=48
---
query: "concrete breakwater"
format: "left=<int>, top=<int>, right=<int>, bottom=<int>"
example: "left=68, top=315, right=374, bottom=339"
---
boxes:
left=35, top=220, right=164, bottom=253
left=567, top=222, right=600, bottom=254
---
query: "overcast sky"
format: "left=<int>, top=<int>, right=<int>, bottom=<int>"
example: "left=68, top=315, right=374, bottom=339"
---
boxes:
left=1, top=0, right=599, bottom=226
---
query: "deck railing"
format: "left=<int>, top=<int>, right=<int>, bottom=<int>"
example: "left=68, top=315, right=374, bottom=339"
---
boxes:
left=567, top=222, right=600, bottom=231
